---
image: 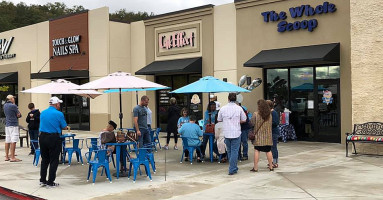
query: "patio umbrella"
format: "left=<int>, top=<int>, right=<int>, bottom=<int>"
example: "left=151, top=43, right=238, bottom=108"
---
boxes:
left=21, top=79, right=102, bottom=99
left=104, top=87, right=171, bottom=105
left=75, top=71, right=168, bottom=128
left=171, top=76, right=250, bottom=94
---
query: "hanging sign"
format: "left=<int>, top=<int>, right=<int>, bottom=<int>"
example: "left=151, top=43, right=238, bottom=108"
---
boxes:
left=261, top=1, right=337, bottom=32
left=322, top=90, right=333, bottom=105
left=191, top=94, right=201, bottom=104
left=0, top=37, right=16, bottom=60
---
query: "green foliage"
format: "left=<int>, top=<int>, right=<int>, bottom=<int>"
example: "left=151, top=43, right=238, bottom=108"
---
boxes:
left=0, top=1, right=153, bottom=32
left=109, top=9, right=154, bottom=22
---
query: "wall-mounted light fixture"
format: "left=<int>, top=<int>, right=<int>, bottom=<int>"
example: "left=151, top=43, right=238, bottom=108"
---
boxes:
left=223, top=78, right=227, bottom=82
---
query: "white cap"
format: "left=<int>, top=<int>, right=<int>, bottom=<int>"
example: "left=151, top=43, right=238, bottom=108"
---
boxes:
left=49, top=96, right=63, bottom=104
left=6, top=94, right=15, bottom=100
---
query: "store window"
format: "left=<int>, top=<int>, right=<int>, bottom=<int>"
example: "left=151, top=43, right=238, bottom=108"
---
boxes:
left=266, top=69, right=288, bottom=113
left=316, top=66, right=340, bottom=79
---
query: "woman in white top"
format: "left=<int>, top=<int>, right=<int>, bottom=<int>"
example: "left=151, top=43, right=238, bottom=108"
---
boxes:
left=214, top=112, right=227, bottom=162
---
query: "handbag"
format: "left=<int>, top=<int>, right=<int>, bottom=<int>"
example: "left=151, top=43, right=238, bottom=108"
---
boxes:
left=126, top=130, right=138, bottom=142
left=101, top=131, right=116, bottom=144
left=248, top=119, right=266, bottom=140
left=205, top=113, right=215, bottom=133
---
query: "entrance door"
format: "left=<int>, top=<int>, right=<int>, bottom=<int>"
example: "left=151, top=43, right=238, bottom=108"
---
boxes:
left=314, top=79, right=340, bottom=143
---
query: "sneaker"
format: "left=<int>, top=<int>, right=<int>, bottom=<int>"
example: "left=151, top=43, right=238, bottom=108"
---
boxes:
left=174, top=146, right=178, bottom=150
left=39, top=181, right=47, bottom=187
left=241, top=156, right=248, bottom=161
left=47, top=182, right=59, bottom=188
left=164, top=146, right=169, bottom=150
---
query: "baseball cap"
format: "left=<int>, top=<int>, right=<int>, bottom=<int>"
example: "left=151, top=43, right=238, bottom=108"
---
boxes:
left=6, top=94, right=16, bottom=100
left=49, top=96, right=63, bottom=104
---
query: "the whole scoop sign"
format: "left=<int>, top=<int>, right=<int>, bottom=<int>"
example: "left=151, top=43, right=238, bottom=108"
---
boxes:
left=261, top=1, right=337, bottom=33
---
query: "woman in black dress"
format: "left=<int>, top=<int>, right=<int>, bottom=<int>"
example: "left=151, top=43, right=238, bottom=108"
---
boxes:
left=165, top=97, right=181, bottom=150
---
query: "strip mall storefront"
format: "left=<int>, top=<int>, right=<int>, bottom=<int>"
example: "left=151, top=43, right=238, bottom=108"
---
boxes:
left=235, top=0, right=351, bottom=143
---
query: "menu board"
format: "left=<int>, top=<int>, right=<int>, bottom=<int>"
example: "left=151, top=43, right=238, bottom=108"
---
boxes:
left=159, top=90, right=171, bottom=105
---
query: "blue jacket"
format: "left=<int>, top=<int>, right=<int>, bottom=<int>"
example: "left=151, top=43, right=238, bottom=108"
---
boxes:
left=177, top=116, right=190, bottom=128
left=179, top=122, right=203, bottom=147
left=271, top=110, right=280, bottom=136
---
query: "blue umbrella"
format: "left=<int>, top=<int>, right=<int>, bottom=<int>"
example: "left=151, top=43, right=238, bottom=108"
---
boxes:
left=104, top=87, right=171, bottom=104
left=170, top=76, right=250, bottom=94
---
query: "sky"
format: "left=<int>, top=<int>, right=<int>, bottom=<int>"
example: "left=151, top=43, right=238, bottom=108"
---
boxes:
left=7, top=0, right=233, bottom=14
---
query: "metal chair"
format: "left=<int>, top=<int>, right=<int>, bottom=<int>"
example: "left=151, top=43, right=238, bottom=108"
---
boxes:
left=86, top=149, right=112, bottom=184
left=63, top=138, right=84, bottom=166
left=128, top=148, right=153, bottom=183
left=150, top=128, right=161, bottom=151
left=180, top=136, right=203, bottom=164
left=31, top=139, right=40, bottom=167
left=85, top=138, right=99, bottom=163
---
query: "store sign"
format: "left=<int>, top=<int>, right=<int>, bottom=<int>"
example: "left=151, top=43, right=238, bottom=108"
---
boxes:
left=156, top=24, right=200, bottom=56
left=0, top=37, right=16, bottom=60
left=159, top=31, right=195, bottom=50
left=52, top=35, right=81, bottom=56
left=261, top=2, right=337, bottom=32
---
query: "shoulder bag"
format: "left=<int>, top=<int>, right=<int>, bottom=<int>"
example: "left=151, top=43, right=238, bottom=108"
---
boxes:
left=205, top=113, right=215, bottom=134
left=248, top=119, right=266, bottom=141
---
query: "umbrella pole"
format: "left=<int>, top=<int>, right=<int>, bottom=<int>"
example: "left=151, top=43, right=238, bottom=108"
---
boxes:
left=119, top=88, right=123, bottom=129
left=136, top=91, right=138, bottom=105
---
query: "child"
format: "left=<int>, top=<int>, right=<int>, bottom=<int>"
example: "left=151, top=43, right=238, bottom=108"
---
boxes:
left=177, top=108, right=190, bottom=130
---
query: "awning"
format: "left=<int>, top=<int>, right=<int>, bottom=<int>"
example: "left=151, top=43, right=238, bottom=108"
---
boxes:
left=244, top=43, right=340, bottom=68
left=136, top=57, right=202, bottom=75
left=30, top=70, right=89, bottom=80
left=0, top=72, right=18, bottom=83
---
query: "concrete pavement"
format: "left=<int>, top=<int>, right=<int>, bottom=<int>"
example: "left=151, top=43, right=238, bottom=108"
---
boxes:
left=0, top=130, right=382, bottom=200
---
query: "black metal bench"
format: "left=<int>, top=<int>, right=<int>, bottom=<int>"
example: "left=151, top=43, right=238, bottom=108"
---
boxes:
left=345, top=122, right=383, bottom=157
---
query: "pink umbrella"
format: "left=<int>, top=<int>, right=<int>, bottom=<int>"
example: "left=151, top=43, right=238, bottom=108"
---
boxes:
left=21, top=79, right=102, bottom=99
left=75, top=71, right=168, bottom=128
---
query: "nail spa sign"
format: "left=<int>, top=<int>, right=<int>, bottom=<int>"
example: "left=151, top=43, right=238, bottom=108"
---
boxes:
left=261, top=2, right=337, bottom=33
left=52, top=35, right=81, bottom=56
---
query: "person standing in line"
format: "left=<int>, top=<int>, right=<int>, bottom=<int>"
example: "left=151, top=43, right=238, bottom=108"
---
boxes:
left=177, top=108, right=190, bottom=130
left=133, top=96, right=151, bottom=148
left=217, top=93, right=247, bottom=175
left=145, top=105, right=152, bottom=130
left=26, top=103, right=40, bottom=155
left=250, top=99, right=273, bottom=172
left=239, top=103, right=251, bottom=161
left=164, top=97, right=180, bottom=150
left=201, top=101, right=217, bottom=160
left=39, top=97, right=69, bottom=187
left=267, top=100, right=280, bottom=168
left=3, top=95, right=22, bottom=162
left=210, top=95, right=221, bottom=111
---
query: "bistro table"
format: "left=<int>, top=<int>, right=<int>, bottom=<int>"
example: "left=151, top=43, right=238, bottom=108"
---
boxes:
left=203, top=133, right=215, bottom=163
left=106, top=141, right=136, bottom=179
left=278, top=124, right=297, bottom=142
left=60, top=133, right=76, bottom=163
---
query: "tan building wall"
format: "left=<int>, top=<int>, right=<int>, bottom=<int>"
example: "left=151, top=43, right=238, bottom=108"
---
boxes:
left=214, top=3, right=238, bottom=106
left=0, top=22, right=50, bottom=127
left=236, top=0, right=352, bottom=142
left=144, top=6, right=215, bottom=113
left=351, top=0, right=383, bottom=154
left=88, top=7, right=111, bottom=131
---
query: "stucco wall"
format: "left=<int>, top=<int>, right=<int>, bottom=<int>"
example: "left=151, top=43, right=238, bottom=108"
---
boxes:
left=350, top=0, right=383, bottom=154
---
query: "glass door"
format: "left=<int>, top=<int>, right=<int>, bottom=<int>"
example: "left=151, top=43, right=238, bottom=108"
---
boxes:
left=314, top=79, right=340, bottom=143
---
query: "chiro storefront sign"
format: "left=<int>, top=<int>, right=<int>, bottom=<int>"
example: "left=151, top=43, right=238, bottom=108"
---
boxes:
left=261, top=2, right=337, bottom=33
left=0, top=37, right=16, bottom=60
left=52, top=35, right=81, bottom=56
left=156, top=24, right=200, bottom=56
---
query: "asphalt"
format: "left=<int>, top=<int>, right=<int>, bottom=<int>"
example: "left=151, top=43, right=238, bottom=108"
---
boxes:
left=0, top=130, right=383, bottom=200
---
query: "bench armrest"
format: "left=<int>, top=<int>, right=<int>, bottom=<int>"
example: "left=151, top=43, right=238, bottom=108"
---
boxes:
left=345, top=132, right=352, bottom=136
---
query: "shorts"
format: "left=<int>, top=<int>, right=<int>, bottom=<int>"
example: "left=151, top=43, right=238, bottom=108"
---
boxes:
left=5, top=126, right=19, bottom=143
left=254, top=145, right=272, bottom=152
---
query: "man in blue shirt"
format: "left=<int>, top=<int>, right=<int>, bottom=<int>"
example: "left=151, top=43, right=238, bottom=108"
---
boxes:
left=39, top=96, right=68, bottom=188
left=3, top=94, right=22, bottom=162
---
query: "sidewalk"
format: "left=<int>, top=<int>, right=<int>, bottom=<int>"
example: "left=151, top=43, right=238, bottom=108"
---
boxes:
left=0, top=131, right=383, bottom=200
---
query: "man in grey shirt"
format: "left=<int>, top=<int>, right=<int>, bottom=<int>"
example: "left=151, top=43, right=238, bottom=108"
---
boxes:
left=3, top=95, right=22, bottom=162
left=133, top=95, right=150, bottom=147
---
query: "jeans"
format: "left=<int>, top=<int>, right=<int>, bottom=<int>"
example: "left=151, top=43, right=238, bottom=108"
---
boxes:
left=272, top=134, right=279, bottom=163
left=39, top=132, right=61, bottom=184
left=29, top=129, right=39, bottom=153
left=239, top=129, right=249, bottom=158
left=200, top=134, right=210, bottom=158
left=138, top=128, right=151, bottom=148
left=225, top=137, right=241, bottom=174
left=166, top=131, right=179, bottom=144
